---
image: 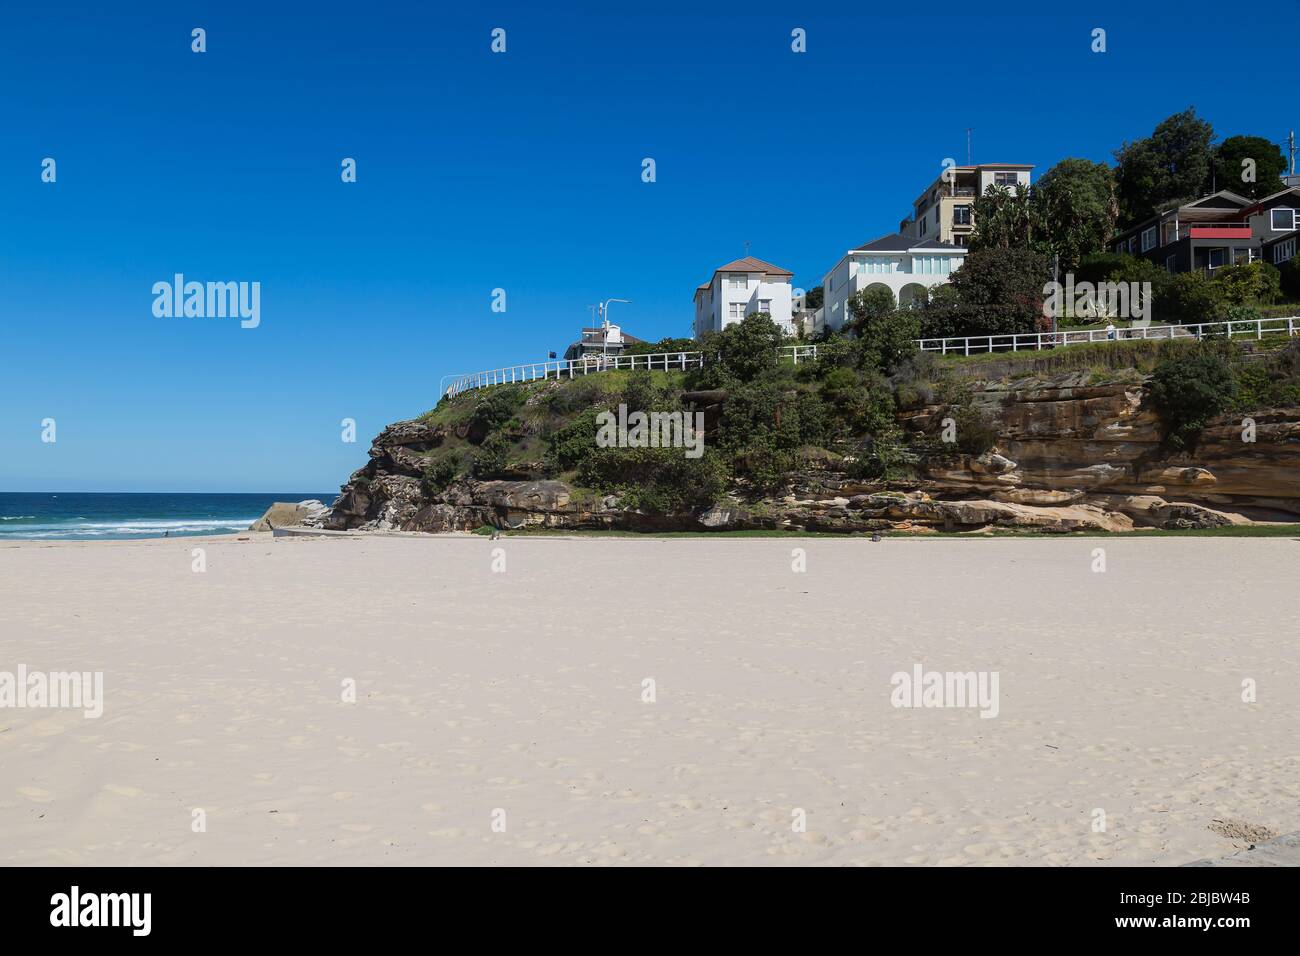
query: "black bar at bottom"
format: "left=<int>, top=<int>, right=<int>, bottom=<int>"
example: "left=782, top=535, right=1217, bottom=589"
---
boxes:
left=0, top=865, right=1282, bottom=942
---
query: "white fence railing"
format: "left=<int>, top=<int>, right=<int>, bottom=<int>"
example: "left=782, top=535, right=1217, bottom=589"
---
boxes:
left=440, top=351, right=704, bottom=398
left=441, top=317, right=1300, bottom=398
left=918, top=316, right=1300, bottom=356
left=780, top=344, right=820, bottom=364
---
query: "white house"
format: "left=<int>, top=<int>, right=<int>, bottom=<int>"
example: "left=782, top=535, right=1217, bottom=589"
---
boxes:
left=818, top=234, right=967, bottom=332
left=694, top=256, right=795, bottom=338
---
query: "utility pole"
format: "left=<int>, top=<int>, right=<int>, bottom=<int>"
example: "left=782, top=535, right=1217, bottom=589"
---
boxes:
left=744, top=240, right=751, bottom=256
left=1290, top=129, right=1296, bottom=176
left=966, top=128, right=973, bottom=166
left=1052, top=252, right=1060, bottom=336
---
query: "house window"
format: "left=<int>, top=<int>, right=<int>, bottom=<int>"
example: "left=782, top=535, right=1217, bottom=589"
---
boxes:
left=1127, top=237, right=1136, bottom=253
left=728, top=303, right=745, bottom=320
left=757, top=299, right=771, bottom=314
left=953, top=205, right=972, bottom=226
left=1141, top=227, right=1157, bottom=252
left=994, top=171, right=1018, bottom=186
left=857, top=256, right=895, bottom=275
left=1274, top=239, right=1297, bottom=264
left=1271, top=208, right=1296, bottom=231
left=727, top=274, right=747, bottom=289
left=1208, top=248, right=1226, bottom=269
left=914, top=256, right=952, bottom=276
left=1165, top=255, right=1176, bottom=273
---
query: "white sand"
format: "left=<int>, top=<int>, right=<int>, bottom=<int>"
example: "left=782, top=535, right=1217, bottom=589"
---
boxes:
left=1, top=532, right=1298, bottom=866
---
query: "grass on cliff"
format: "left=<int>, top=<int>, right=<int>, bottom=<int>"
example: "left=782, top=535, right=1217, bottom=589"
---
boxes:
left=938, top=333, right=1298, bottom=379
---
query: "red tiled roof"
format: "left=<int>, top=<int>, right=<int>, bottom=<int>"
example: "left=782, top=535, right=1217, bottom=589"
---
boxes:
left=711, top=256, right=793, bottom=277
left=694, top=257, right=793, bottom=299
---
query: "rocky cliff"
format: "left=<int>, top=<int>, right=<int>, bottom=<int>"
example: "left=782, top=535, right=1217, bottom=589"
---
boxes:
left=316, top=369, right=1300, bottom=535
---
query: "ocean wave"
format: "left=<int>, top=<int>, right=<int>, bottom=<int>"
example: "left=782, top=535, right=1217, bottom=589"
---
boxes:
left=0, top=517, right=259, bottom=538
left=0, top=515, right=36, bottom=520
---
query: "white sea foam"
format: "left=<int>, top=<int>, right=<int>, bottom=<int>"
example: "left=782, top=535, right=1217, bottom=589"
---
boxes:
left=0, top=518, right=258, bottom=538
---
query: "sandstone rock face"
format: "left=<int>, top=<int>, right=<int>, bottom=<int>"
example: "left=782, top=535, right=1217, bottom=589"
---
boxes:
left=904, top=372, right=1300, bottom=525
left=251, top=499, right=330, bottom=531
left=319, top=369, right=1300, bottom=535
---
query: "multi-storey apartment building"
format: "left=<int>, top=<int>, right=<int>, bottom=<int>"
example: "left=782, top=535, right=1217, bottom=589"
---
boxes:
left=899, top=163, right=1034, bottom=247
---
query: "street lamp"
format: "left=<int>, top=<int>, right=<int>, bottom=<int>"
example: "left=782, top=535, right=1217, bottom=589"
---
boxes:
left=600, top=298, right=630, bottom=362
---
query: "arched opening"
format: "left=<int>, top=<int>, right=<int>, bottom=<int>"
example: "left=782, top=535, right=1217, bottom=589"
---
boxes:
left=898, top=283, right=928, bottom=309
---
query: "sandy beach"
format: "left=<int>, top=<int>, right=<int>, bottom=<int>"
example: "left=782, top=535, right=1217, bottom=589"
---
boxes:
left=1, top=532, right=1297, bottom=866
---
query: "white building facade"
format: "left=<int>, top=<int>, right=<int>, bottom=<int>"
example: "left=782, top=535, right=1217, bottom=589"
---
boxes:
left=694, top=256, right=795, bottom=338
left=819, top=234, right=966, bottom=332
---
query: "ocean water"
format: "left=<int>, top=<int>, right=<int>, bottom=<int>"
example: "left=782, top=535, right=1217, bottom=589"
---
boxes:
left=0, top=492, right=335, bottom=541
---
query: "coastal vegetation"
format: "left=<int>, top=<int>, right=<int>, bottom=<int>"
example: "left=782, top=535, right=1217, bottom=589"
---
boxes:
left=412, top=314, right=1300, bottom=521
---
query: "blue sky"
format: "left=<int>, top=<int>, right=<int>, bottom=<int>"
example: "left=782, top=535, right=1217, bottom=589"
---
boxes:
left=0, top=1, right=1290, bottom=491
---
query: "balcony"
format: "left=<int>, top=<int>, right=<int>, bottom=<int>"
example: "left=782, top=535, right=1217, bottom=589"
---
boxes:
left=1187, top=223, right=1252, bottom=240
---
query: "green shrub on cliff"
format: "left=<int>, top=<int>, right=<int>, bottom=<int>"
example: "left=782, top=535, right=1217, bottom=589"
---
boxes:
left=470, top=432, right=513, bottom=478
left=1229, top=339, right=1300, bottom=411
left=818, top=367, right=896, bottom=438
left=577, top=446, right=727, bottom=514
left=692, top=312, right=786, bottom=387
left=952, top=403, right=998, bottom=457
left=421, top=455, right=461, bottom=494
left=1148, top=348, right=1237, bottom=448
left=543, top=407, right=603, bottom=473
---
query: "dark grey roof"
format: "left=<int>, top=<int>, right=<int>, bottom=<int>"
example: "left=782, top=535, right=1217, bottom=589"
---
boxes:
left=1186, top=191, right=1250, bottom=209
left=912, top=237, right=964, bottom=249
left=854, top=233, right=962, bottom=252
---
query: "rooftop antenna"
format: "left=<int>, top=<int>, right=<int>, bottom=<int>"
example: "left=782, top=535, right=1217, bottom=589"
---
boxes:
left=966, top=128, right=973, bottom=166
left=744, top=240, right=752, bottom=256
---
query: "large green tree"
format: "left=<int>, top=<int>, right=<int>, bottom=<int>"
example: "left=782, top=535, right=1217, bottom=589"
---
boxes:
left=1034, top=158, right=1119, bottom=271
left=1114, top=108, right=1216, bottom=227
left=1210, top=135, right=1289, bottom=199
left=846, top=287, right=918, bottom=373
left=970, top=181, right=1042, bottom=250
left=923, top=246, right=1052, bottom=338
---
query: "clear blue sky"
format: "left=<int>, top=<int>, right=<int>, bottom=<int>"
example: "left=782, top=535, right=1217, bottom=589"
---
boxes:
left=1, top=1, right=1291, bottom=491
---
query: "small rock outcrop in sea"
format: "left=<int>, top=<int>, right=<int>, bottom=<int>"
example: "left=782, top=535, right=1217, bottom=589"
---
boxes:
left=250, top=499, right=329, bottom=532
left=318, top=368, right=1300, bottom=535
